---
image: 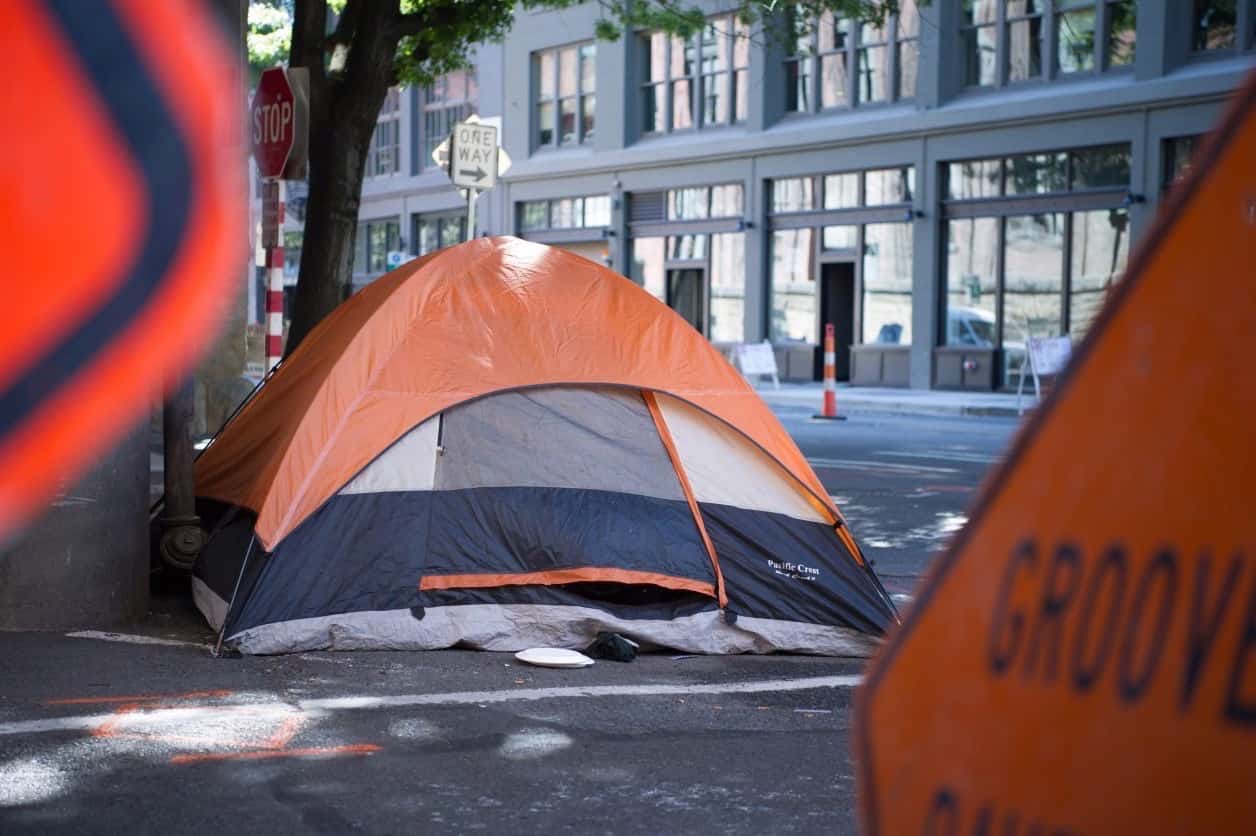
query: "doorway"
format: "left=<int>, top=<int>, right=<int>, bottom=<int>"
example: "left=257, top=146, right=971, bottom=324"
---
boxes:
left=667, top=268, right=706, bottom=335
left=815, top=262, right=856, bottom=381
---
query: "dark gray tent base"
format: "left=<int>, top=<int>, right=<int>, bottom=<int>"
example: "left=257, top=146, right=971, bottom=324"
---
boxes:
left=193, top=577, right=880, bottom=657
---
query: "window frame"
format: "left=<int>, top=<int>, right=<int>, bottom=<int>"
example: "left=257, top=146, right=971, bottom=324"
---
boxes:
left=1188, top=0, right=1256, bottom=56
left=786, top=4, right=918, bottom=115
left=765, top=167, right=917, bottom=348
left=366, top=87, right=402, bottom=178
left=940, top=144, right=1133, bottom=381
left=962, top=1, right=1140, bottom=91
left=355, top=217, right=401, bottom=275
left=516, top=195, right=613, bottom=237
left=533, top=41, right=597, bottom=151
left=411, top=212, right=467, bottom=257
left=420, top=70, right=477, bottom=173
left=641, top=14, right=749, bottom=135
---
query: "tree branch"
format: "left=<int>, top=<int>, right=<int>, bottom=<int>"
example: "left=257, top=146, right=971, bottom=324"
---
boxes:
left=393, top=2, right=463, bottom=41
left=329, top=0, right=365, bottom=48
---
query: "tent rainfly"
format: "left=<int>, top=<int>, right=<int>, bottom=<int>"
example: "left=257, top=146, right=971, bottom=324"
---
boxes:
left=192, top=237, right=898, bottom=655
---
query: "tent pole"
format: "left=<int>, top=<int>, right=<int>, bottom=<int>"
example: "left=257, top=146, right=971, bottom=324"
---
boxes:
left=213, top=534, right=257, bottom=657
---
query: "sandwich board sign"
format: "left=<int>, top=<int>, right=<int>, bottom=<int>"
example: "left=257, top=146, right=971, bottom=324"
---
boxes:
left=856, top=74, right=1256, bottom=836
left=1017, top=335, right=1073, bottom=414
left=1026, top=335, right=1072, bottom=376
left=735, top=341, right=780, bottom=389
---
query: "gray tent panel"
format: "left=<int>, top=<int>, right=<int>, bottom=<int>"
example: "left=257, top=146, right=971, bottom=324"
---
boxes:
left=435, top=387, right=684, bottom=501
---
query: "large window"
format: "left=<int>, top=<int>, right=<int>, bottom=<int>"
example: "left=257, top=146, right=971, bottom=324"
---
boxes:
left=629, top=232, right=746, bottom=342
left=1162, top=135, right=1203, bottom=195
left=770, top=229, right=816, bottom=342
left=862, top=224, right=914, bottom=344
left=354, top=217, right=400, bottom=275
left=1193, top=1, right=1238, bottom=51
left=709, top=233, right=745, bottom=343
left=413, top=213, right=465, bottom=256
left=963, top=1, right=1137, bottom=88
left=534, top=43, right=596, bottom=149
left=943, top=145, right=1132, bottom=386
left=631, top=237, right=666, bottom=299
left=769, top=219, right=916, bottom=345
left=422, top=70, right=476, bottom=170
left=786, top=2, right=918, bottom=112
left=366, top=87, right=401, bottom=177
left=518, top=195, right=611, bottom=232
left=772, top=166, right=915, bottom=212
left=667, top=183, right=744, bottom=220
left=769, top=167, right=916, bottom=345
left=282, top=230, right=302, bottom=281
left=642, top=14, right=749, bottom=134
left=946, top=217, right=1000, bottom=346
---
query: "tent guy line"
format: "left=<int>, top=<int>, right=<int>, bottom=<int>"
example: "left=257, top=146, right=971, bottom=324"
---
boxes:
left=0, top=674, right=863, bottom=739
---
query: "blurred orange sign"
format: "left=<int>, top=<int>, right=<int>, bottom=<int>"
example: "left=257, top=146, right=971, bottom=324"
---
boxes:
left=0, top=0, right=243, bottom=536
left=857, top=76, right=1256, bottom=835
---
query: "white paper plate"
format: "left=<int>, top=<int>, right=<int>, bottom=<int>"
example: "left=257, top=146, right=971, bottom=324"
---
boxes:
left=514, top=648, right=595, bottom=669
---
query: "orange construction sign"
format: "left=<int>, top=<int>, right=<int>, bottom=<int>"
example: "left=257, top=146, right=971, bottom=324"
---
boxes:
left=856, top=74, right=1256, bottom=835
left=0, top=0, right=244, bottom=537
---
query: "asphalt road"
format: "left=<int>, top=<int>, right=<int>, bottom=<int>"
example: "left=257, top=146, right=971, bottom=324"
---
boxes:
left=775, top=408, right=1018, bottom=598
left=2, top=410, right=1017, bottom=835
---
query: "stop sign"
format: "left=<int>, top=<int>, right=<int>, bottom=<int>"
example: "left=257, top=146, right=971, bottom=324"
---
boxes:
left=251, top=67, right=295, bottom=179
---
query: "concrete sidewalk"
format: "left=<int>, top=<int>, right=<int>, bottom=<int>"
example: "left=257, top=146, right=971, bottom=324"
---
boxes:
left=753, top=382, right=1027, bottom=418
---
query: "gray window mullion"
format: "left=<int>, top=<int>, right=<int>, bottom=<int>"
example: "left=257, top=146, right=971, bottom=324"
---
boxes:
left=1043, top=0, right=1058, bottom=79
left=665, top=36, right=674, bottom=132
left=1061, top=210, right=1073, bottom=333
left=847, top=18, right=857, bottom=107
left=812, top=45, right=821, bottom=114
left=854, top=223, right=866, bottom=343
left=888, top=11, right=900, bottom=101
left=994, top=216, right=1006, bottom=360
left=1095, top=0, right=1109, bottom=72
left=997, top=1, right=1008, bottom=86
left=942, top=189, right=1128, bottom=218
left=552, top=55, right=560, bottom=146
left=695, top=53, right=704, bottom=128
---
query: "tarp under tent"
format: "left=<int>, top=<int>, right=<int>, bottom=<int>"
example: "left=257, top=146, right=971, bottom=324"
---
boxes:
left=192, top=237, right=898, bottom=655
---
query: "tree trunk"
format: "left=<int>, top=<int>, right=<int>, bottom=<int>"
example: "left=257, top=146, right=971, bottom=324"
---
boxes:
left=284, top=1, right=399, bottom=355
left=284, top=118, right=369, bottom=351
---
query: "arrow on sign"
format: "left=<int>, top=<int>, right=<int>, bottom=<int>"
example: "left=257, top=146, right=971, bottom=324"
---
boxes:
left=458, top=166, right=487, bottom=182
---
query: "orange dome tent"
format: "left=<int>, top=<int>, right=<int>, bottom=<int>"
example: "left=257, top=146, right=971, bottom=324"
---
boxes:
left=193, top=237, right=897, bottom=654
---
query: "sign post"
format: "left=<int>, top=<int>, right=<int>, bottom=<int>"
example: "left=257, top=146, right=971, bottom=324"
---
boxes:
left=250, top=67, right=307, bottom=371
left=448, top=120, right=499, bottom=243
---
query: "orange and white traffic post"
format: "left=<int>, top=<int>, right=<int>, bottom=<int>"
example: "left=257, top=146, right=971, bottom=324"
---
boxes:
left=814, top=323, right=845, bottom=421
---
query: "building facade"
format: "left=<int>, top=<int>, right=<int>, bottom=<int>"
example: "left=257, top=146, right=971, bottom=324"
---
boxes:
left=274, top=0, right=1255, bottom=389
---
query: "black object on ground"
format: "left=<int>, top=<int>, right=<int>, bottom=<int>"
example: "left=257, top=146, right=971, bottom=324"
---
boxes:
left=584, top=631, right=638, bottom=662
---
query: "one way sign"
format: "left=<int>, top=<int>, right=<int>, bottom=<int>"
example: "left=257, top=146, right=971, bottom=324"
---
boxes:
left=449, top=121, right=498, bottom=190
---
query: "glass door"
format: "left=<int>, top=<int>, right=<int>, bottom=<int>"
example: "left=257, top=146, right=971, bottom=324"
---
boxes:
left=666, top=268, right=706, bottom=335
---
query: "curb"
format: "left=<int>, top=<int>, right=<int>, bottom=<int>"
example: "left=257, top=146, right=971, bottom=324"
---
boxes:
left=757, top=397, right=1023, bottom=420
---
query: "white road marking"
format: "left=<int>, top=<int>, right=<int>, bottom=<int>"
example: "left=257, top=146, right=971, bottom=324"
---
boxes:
left=0, top=675, right=863, bottom=739
left=879, top=450, right=998, bottom=465
left=808, top=457, right=958, bottom=475
left=65, top=631, right=206, bottom=649
left=300, top=675, right=864, bottom=712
